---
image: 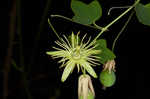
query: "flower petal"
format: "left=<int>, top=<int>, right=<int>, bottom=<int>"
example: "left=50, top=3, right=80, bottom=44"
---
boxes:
left=46, top=51, right=68, bottom=58
left=88, top=76, right=95, bottom=97
left=61, top=61, right=75, bottom=82
left=82, top=77, right=89, bottom=99
left=82, top=61, right=97, bottom=78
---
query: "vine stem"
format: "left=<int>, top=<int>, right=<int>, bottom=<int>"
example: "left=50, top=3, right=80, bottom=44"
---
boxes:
left=105, top=0, right=140, bottom=30
left=112, top=11, right=135, bottom=52
left=48, top=18, right=61, bottom=41
left=108, top=6, right=131, bottom=15
left=28, top=0, right=52, bottom=73
left=93, top=21, right=107, bottom=31
left=92, top=0, right=140, bottom=43
left=50, top=14, right=102, bottom=31
left=16, top=0, right=33, bottom=98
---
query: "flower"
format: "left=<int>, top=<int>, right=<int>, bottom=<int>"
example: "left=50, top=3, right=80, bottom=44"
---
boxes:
left=103, top=59, right=116, bottom=73
left=78, top=74, right=95, bottom=99
left=46, top=32, right=101, bottom=82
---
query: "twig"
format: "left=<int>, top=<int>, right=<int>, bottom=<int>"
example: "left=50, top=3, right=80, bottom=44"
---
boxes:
left=3, top=1, right=16, bottom=99
left=108, top=6, right=131, bottom=15
left=50, top=14, right=102, bottom=31
left=16, top=0, right=33, bottom=98
left=48, top=18, right=61, bottom=40
left=28, top=0, right=52, bottom=73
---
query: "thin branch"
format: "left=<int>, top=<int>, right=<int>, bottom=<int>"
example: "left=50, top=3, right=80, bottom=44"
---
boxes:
left=28, top=0, right=52, bottom=72
left=48, top=18, right=61, bottom=40
left=3, top=1, right=16, bottom=99
left=50, top=14, right=102, bottom=31
left=16, top=0, right=33, bottom=98
left=91, top=0, right=140, bottom=43
left=108, top=6, right=131, bottom=15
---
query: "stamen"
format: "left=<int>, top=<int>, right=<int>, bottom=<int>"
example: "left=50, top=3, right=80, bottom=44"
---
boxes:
left=89, top=55, right=101, bottom=59
left=60, top=38, right=72, bottom=51
left=71, top=32, right=75, bottom=48
left=87, top=57, right=100, bottom=62
left=88, top=60, right=100, bottom=66
left=85, top=44, right=99, bottom=52
left=59, top=61, right=66, bottom=68
left=52, top=46, right=63, bottom=51
left=76, top=32, right=80, bottom=46
left=55, top=41, right=70, bottom=51
left=80, top=34, right=87, bottom=46
left=81, top=36, right=91, bottom=49
left=58, top=58, right=68, bottom=63
left=63, top=35, right=72, bottom=48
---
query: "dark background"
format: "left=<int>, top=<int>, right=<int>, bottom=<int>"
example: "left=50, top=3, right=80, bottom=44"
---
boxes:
left=2, top=0, right=150, bottom=99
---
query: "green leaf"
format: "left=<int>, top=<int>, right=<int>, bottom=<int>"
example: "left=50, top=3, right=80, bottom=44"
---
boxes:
left=135, top=3, right=150, bottom=26
left=98, top=48, right=116, bottom=64
left=96, top=39, right=107, bottom=48
left=71, top=0, right=102, bottom=25
left=95, top=39, right=116, bottom=64
left=145, top=3, right=150, bottom=7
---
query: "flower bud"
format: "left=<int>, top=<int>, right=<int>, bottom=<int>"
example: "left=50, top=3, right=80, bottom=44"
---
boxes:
left=78, top=75, right=95, bottom=99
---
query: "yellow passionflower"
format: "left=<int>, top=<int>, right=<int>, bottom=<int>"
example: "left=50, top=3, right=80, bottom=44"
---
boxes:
left=46, top=32, right=101, bottom=82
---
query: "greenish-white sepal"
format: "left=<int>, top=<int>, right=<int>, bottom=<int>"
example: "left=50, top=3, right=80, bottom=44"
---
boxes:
left=46, top=51, right=67, bottom=58
left=82, top=61, right=97, bottom=78
left=46, top=51, right=59, bottom=56
left=61, top=61, right=75, bottom=82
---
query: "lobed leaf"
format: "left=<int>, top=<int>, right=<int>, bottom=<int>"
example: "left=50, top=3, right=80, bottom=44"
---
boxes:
left=95, top=39, right=116, bottom=64
left=135, top=3, right=150, bottom=26
left=71, top=0, right=102, bottom=25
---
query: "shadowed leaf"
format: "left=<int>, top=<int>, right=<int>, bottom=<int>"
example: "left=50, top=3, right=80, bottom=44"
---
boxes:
left=95, top=39, right=116, bottom=64
left=71, top=0, right=102, bottom=25
left=135, top=3, right=150, bottom=26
